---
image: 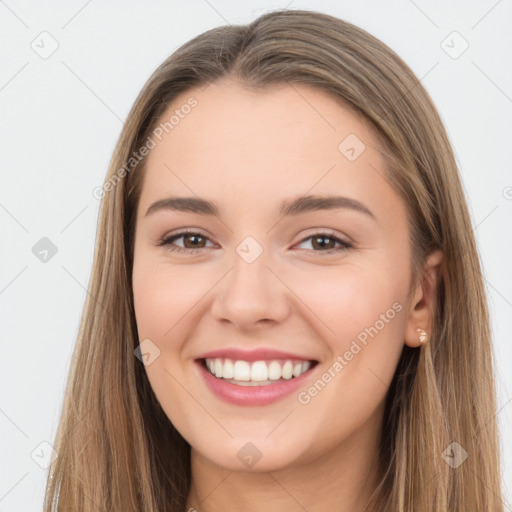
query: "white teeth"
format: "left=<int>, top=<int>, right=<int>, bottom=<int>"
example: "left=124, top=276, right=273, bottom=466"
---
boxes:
left=281, top=360, right=293, bottom=379
left=268, top=360, right=281, bottom=381
left=233, top=360, right=250, bottom=381
left=223, top=358, right=234, bottom=379
left=250, top=361, right=268, bottom=381
left=214, top=359, right=223, bottom=378
left=204, top=357, right=315, bottom=382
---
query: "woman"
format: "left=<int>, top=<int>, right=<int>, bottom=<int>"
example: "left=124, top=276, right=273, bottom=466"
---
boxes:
left=43, top=9, right=504, bottom=512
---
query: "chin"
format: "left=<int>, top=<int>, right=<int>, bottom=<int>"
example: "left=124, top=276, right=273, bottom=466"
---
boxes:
left=193, top=437, right=306, bottom=473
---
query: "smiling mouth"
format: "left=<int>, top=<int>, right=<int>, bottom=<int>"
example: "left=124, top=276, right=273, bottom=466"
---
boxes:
left=198, top=357, right=319, bottom=386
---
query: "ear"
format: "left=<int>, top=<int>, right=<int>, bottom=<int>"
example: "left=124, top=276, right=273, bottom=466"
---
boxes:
left=404, top=249, right=444, bottom=348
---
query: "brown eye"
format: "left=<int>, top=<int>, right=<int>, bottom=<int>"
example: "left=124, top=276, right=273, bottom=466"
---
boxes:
left=158, top=230, right=214, bottom=253
left=311, top=235, right=337, bottom=250
left=295, top=232, right=352, bottom=254
left=181, top=233, right=207, bottom=249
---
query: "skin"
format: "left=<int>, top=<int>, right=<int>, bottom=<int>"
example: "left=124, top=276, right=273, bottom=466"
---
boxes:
left=131, top=78, right=443, bottom=512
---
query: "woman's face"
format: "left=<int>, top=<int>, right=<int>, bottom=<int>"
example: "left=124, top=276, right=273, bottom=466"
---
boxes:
left=132, top=79, right=428, bottom=473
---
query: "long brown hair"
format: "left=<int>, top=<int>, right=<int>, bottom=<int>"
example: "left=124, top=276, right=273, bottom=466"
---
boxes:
left=43, top=9, right=504, bottom=511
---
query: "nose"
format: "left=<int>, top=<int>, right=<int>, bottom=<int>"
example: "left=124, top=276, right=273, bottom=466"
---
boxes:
left=210, top=249, right=290, bottom=331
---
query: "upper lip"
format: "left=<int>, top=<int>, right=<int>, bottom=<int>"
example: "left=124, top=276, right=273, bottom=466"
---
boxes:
left=195, top=348, right=318, bottom=362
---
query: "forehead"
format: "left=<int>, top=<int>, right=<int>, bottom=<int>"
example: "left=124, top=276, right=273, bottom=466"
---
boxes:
left=137, top=79, right=401, bottom=224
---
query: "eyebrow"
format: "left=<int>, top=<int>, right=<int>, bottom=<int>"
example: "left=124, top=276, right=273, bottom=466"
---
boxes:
left=144, top=194, right=376, bottom=220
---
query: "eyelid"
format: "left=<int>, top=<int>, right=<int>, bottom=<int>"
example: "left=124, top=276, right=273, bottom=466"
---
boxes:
left=295, top=228, right=351, bottom=245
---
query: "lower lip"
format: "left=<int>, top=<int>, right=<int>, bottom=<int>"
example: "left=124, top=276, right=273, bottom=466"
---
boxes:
left=196, top=360, right=317, bottom=406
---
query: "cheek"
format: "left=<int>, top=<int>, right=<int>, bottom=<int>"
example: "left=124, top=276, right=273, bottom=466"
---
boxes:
left=283, top=271, right=407, bottom=461
left=132, top=259, right=208, bottom=436
left=294, top=262, right=407, bottom=401
left=132, top=260, right=209, bottom=342
left=293, top=262, right=406, bottom=348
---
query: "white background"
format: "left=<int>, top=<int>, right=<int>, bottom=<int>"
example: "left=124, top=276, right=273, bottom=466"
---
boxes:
left=0, top=1, right=511, bottom=510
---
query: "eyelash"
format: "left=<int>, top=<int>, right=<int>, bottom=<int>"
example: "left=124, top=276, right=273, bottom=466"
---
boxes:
left=156, top=229, right=352, bottom=255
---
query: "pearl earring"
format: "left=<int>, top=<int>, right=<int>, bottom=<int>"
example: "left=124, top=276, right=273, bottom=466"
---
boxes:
left=416, top=328, right=428, bottom=344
